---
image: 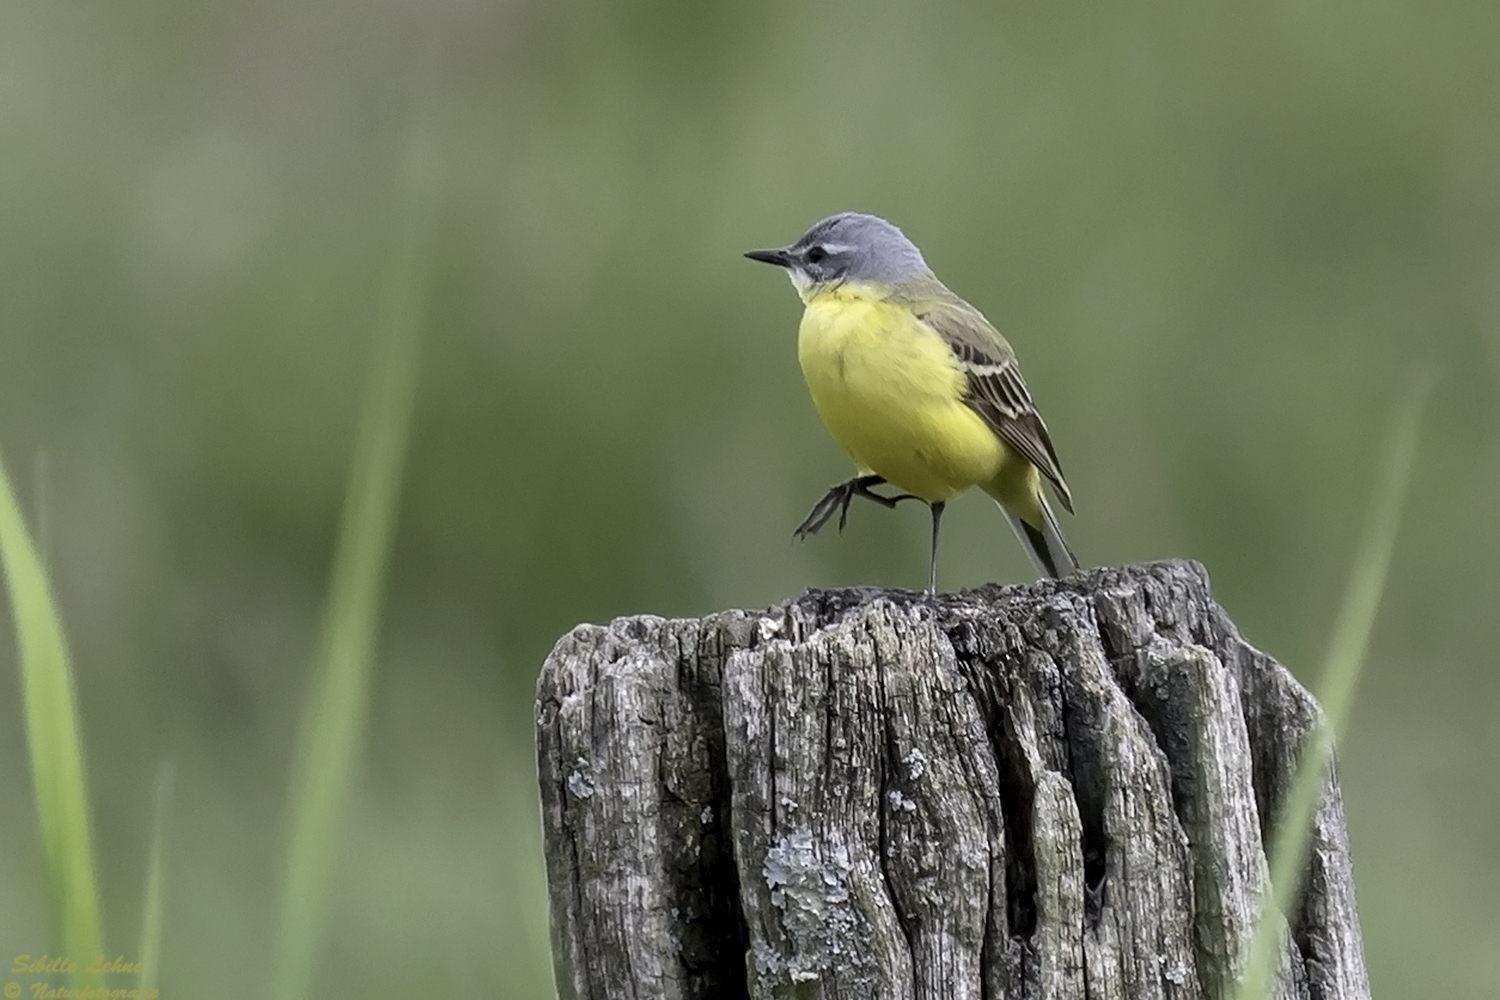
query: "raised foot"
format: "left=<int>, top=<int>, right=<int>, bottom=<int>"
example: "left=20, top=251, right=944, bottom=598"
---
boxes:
left=794, top=475, right=920, bottom=539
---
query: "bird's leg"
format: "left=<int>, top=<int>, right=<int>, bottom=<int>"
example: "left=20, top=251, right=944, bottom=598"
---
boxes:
left=794, top=475, right=920, bottom=539
left=925, top=500, right=946, bottom=597
left=841, top=476, right=922, bottom=531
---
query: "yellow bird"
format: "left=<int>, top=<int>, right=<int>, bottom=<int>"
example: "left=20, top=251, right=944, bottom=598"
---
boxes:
left=746, top=212, right=1077, bottom=593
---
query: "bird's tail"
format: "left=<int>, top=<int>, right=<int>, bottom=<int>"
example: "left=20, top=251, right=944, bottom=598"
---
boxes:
left=997, top=493, right=1079, bottom=580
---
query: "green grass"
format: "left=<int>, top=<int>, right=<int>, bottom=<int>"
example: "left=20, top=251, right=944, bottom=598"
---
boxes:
left=270, top=135, right=440, bottom=1000
left=1234, top=372, right=1436, bottom=1000
left=0, top=451, right=106, bottom=990
left=138, top=760, right=174, bottom=996
left=4, top=129, right=440, bottom=999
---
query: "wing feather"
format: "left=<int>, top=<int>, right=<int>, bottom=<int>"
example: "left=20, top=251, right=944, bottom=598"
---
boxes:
left=912, top=297, right=1074, bottom=513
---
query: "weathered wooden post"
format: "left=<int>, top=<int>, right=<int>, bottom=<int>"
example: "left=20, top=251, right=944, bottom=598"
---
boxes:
left=535, top=561, right=1369, bottom=1000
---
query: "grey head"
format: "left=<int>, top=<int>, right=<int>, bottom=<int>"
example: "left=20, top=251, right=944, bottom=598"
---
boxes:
left=745, top=212, right=930, bottom=293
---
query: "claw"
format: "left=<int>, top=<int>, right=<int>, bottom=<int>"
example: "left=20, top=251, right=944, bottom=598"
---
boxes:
left=794, top=475, right=920, bottom=539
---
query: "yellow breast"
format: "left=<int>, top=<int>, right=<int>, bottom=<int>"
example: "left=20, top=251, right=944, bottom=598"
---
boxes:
left=796, top=284, right=1011, bottom=502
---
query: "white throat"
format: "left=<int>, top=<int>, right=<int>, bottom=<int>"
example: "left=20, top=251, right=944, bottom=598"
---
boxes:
left=788, top=267, right=815, bottom=302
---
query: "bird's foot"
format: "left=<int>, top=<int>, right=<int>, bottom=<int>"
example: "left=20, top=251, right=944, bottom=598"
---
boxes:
left=794, top=475, right=920, bottom=539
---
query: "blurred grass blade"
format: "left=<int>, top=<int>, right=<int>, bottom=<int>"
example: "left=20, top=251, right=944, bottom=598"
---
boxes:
left=139, top=760, right=175, bottom=995
left=1235, top=371, right=1437, bottom=1000
left=0, top=451, right=106, bottom=989
left=271, top=136, right=440, bottom=1000
left=34, top=449, right=50, bottom=571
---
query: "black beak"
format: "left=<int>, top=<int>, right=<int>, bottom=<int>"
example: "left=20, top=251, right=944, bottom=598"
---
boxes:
left=744, top=247, right=792, bottom=267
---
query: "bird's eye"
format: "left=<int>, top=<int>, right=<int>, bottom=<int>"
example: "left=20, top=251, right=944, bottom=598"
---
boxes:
left=805, top=246, right=827, bottom=264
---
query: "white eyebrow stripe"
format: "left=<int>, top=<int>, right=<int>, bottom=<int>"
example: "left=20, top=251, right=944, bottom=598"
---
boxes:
left=819, top=242, right=855, bottom=254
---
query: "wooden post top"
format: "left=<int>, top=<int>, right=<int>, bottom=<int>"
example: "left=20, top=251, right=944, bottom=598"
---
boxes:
left=536, top=560, right=1369, bottom=1000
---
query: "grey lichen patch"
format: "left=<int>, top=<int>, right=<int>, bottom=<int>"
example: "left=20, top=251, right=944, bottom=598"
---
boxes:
left=902, top=746, right=928, bottom=782
left=1163, top=955, right=1190, bottom=985
left=759, top=829, right=859, bottom=983
left=566, top=757, right=595, bottom=799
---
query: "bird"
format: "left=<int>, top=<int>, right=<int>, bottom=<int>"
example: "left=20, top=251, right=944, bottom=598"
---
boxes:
left=745, top=211, right=1077, bottom=594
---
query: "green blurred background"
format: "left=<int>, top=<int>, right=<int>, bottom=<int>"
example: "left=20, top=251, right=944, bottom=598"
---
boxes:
left=2, top=1, right=1497, bottom=996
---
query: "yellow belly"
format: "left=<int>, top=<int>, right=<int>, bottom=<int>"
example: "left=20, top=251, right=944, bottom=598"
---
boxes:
left=797, top=287, right=1017, bottom=503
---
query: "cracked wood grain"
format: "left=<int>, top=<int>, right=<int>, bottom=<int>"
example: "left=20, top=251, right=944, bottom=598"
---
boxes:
left=535, top=560, right=1370, bottom=1000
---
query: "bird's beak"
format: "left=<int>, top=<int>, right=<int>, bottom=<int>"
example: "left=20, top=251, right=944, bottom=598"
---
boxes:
left=744, top=247, right=792, bottom=267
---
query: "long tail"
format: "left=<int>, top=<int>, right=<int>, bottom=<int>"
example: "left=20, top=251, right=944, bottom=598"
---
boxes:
left=997, top=493, right=1079, bottom=579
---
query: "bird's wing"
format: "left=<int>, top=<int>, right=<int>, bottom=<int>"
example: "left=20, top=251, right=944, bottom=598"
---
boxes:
left=911, top=292, right=1074, bottom=513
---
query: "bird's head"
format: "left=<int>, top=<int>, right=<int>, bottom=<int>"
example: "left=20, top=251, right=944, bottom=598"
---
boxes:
left=745, top=212, right=929, bottom=300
